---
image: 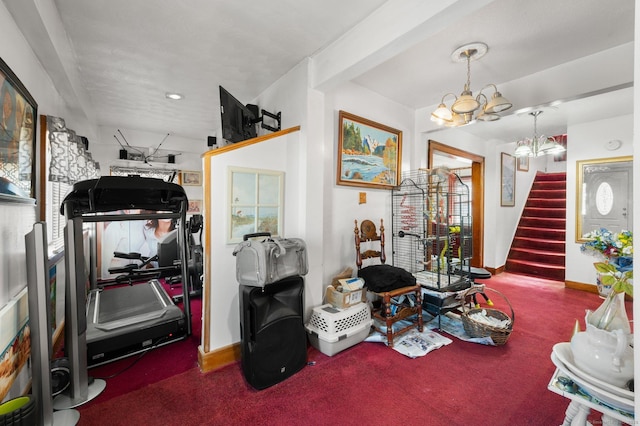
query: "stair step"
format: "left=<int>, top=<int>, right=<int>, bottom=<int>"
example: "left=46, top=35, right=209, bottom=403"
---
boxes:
left=532, top=181, right=566, bottom=191
left=508, top=247, right=566, bottom=265
left=512, top=236, right=566, bottom=251
left=526, top=198, right=566, bottom=208
left=529, top=189, right=566, bottom=200
left=518, top=217, right=566, bottom=229
left=506, top=171, right=567, bottom=282
left=505, top=259, right=565, bottom=281
left=522, top=207, right=566, bottom=218
left=516, top=226, right=566, bottom=240
left=534, top=172, right=567, bottom=182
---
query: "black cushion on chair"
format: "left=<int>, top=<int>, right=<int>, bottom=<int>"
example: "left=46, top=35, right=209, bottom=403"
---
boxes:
left=357, top=264, right=416, bottom=292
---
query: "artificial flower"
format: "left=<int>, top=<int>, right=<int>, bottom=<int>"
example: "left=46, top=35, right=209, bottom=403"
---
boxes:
left=580, top=228, right=633, bottom=259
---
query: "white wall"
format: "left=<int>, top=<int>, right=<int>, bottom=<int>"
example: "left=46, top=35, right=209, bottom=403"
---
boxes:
left=91, top=126, right=205, bottom=203
left=565, top=114, right=634, bottom=286
left=205, top=130, right=303, bottom=348
left=322, top=82, right=414, bottom=286
left=0, top=1, right=91, bottom=402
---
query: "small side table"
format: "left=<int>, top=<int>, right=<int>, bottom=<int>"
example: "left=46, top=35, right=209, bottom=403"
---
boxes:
left=547, top=369, right=634, bottom=426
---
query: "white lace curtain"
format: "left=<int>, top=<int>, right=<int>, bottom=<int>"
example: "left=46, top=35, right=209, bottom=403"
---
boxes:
left=48, top=116, right=100, bottom=184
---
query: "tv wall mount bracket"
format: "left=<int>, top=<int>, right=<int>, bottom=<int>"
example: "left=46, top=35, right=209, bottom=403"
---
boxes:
left=247, top=104, right=282, bottom=133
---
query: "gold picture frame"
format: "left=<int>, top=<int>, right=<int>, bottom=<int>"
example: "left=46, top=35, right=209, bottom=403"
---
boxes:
left=575, top=156, right=633, bottom=242
left=336, top=110, right=402, bottom=189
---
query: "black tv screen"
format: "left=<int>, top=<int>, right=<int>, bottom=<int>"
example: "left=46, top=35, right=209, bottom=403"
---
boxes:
left=219, top=86, right=257, bottom=143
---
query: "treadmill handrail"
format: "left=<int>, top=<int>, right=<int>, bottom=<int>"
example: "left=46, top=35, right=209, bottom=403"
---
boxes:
left=61, top=176, right=187, bottom=218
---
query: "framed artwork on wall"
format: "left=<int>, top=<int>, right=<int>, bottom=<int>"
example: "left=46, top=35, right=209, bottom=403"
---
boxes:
left=336, top=110, right=402, bottom=189
left=180, top=170, right=202, bottom=186
left=501, top=152, right=516, bottom=207
left=517, top=155, right=529, bottom=172
left=0, top=57, right=38, bottom=199
left=188, top=199, right=202, bottom=214
left=228, top=167, right=283, bottom=243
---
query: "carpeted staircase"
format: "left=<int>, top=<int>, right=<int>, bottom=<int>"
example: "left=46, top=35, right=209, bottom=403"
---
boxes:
left=505, top=172, right=566, bottom=281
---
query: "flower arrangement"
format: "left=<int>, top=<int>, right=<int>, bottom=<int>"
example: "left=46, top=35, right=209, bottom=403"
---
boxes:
left=580, top=228, right=633, bottom=259
left=581, top=228, right=633, bottom=298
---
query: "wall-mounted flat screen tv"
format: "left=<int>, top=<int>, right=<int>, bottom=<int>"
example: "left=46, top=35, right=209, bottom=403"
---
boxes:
left=219, top=86, right=257, bottom=143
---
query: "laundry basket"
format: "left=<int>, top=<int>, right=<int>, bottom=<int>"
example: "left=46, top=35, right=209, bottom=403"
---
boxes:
left=460, top=287, right=514, bottom=346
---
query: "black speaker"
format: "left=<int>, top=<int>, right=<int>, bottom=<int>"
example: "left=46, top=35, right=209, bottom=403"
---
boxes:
left=207, top=136, right=217, bottom=147
left=168, top=154, right=175, bottom=163
left=119, top=149, right=128, bottom=159
left=239, top=276, right=306, bottom=390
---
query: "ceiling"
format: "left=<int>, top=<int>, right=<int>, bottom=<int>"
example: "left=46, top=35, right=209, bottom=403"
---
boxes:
left=7, top=0, right=636, bottom=145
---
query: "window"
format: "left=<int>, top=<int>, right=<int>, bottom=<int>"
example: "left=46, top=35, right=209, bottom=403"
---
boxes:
left=228, top=167, right=283, bottom=243
left=42, top=115, right=100, bottom=256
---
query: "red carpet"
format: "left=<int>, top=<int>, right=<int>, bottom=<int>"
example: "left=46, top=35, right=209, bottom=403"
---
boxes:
left=76, top=273, right=631, bottom=425
left=83, top=283, right=202, bottom=403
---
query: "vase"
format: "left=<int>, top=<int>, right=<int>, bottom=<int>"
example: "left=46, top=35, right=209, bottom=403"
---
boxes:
left=570, top=302, right=634, bottom=388
left=570, top=292, right=633, bottom=388
left=595, top=271, right=612, bottom=298
left=595, top=256, right=633, bottom=298
left=587, top=291, right=631, bottom=334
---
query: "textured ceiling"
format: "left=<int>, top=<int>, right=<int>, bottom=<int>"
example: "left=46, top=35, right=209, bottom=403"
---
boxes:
left=21, top=0, right=637, bottom=143
left=52, top=0, right=388, bottom=140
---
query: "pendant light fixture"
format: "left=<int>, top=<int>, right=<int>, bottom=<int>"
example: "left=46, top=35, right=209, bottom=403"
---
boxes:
left=514, top=110, right=566, bottom=158
left=431, top=42, right=512, bottom=127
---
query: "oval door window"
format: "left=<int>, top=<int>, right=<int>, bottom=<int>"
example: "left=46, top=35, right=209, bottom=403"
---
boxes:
left=595, top=182, right=614, bottom=215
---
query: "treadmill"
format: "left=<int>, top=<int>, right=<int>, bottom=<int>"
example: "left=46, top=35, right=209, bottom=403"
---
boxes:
left=61, top=176, right=191, bottom=367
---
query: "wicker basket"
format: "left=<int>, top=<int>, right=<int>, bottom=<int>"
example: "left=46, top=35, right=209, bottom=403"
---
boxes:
left=460, top=287, right=514, bottom=346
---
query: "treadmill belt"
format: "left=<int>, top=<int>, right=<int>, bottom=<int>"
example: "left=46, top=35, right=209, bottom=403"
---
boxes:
left=98, top=285, right=164, bottom=323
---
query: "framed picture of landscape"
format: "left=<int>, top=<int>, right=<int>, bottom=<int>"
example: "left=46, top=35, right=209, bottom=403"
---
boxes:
left=336, top=110, right=402, bottom=189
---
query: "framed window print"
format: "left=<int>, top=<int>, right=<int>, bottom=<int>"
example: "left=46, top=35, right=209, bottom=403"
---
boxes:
left=337, top=110, right=402, bottom=189
left=0, top=57, right=38, bottom=199
left=501, top=152, right=516, bottom=207
left=228, top=167, right=284, bottom=243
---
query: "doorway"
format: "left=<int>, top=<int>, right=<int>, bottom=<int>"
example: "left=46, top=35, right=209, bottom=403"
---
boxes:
left=428, top=140, right=484, bottom=267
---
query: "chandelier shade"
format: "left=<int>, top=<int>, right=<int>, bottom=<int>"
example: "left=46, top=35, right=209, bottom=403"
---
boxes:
left=513, top=110, right=566, bottom=158
left=452, top=91, right=480, bottom=114
left=430, top=43, right=512, bottom=127
left=484, top=87, right=512, bottom=113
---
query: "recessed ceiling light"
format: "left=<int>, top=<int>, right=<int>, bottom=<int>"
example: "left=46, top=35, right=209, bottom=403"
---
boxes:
left=165, top=92, right=183, bottom=100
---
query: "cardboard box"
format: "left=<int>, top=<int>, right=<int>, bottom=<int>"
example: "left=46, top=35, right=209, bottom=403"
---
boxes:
left=325, top=284, right=366, bottom=309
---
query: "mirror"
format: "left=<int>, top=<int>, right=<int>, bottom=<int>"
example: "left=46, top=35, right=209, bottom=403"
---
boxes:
left=576, top=156, right=633, bottom=242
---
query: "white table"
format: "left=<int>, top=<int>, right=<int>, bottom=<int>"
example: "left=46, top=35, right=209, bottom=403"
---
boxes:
left=548, top=369, right=634, bottom=426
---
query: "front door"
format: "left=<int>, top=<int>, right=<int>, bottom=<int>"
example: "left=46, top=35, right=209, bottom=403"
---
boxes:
left=579, top=158, right=633, bottom=238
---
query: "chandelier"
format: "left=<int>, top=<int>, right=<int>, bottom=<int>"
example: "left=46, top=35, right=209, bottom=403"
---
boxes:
left=514, top=111, right=566, bottom=158
left=431, top=42, right=512, bottom=127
